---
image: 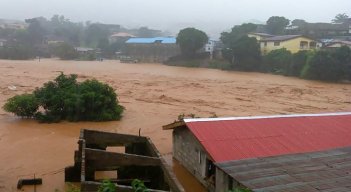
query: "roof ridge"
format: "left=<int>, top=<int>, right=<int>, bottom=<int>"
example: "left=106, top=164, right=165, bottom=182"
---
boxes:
left=184, top=112, right=351, bottom=123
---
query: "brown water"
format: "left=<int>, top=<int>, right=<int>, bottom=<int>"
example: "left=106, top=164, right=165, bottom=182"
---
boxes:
left=0, top=59, right=350, bottom=191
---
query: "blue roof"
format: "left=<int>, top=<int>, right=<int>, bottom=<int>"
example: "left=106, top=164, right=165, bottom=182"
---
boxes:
left=126, top=37, right=176, bottom=44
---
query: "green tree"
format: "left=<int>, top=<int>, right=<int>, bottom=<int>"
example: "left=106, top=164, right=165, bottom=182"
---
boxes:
left=301, top=51, right=343, bottom=82
left=262, top=48, right=292, bottom=74
left=228, top=36, right=261, bottom=71
left=331, top=46, right=351, bottom=80
left=176, top=28, right=208, bottom=58
left=287, top=50, right=310, bottom=76
left=52, top=42, right=78, bottom=60
left=266, top=16, right=290, bottom=35
left=3, top=73, right=124, bottom=123
left=220, top=23, right=257, bottom=44
left=220, top=23, right=260, bottom=71
left=3, top=94, right=39, bottom=118
left=332, top=13, right=349, bottom=24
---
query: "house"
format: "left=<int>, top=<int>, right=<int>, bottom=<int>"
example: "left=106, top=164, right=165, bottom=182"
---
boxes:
left=325, top=40, right=351, bottom=48
left=125, top=37, right=180, bottom=63
left=260, top=35, right=321, bottom=54
left=163, top=112, right=351, bottom=192
left=286, top=22, right=351, bottom=39
left=216, top=146, right=351, bottom=191
left=109, top=32, right=135, bottom=43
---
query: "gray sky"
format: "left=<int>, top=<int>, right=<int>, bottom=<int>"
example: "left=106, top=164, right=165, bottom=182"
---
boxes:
left=1, top=0, right=350, bottom=37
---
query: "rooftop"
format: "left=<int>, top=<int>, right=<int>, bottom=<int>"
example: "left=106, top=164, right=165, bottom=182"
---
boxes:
left=165, top=112, right=351, bottom=162
left=126, top=37, right=176, bottom=44
left=110, top=32, right=135, bottom=38
left=248, top=32, right=274, bottom=37
left=261, top=35, right=303, bottom=42
left=217, top=146, right=351, bottom=192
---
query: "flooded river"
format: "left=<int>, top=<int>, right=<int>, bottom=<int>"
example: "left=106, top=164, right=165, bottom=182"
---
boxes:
left=0, top=59, right=350, bottom=191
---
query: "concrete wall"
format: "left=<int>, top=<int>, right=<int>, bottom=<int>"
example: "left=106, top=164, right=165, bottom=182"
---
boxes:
left=215, top=168, right=241, bottom=192
left=173, top=128, right=209, bottom=188
left=126, top=43, right=180, bottom=63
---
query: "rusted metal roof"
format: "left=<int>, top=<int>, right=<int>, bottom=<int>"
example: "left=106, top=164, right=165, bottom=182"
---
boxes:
left=216, top=146, right=351, bottom=192
left=183, top=112, right=351, bottom=162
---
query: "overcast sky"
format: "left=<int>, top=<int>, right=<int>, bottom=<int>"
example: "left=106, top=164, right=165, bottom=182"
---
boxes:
left=1, top=0, right=350, bottom=37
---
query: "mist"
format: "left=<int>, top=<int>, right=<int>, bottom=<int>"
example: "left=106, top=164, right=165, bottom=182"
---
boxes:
left=1, top=0, right=351, bottom=37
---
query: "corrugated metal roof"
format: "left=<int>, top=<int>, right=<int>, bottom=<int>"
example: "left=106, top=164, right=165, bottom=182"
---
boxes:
left=184, top=112, right=351, bottom=162
left=216, top=146, right=351, bottom=192
left=260, top=35, right=302, bottom=42
left=126, top=37, right=176, bottom=44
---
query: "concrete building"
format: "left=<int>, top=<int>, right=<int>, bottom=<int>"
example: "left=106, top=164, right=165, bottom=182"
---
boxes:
left=163, top=112, right=351, bottom=192
left=260, top=35, right=321, bottom=54
left=125, top=37, right=180, bottom=63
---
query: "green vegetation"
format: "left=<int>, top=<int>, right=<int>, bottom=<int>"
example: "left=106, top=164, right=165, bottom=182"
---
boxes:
left=131, top=179, right=149, bottom=192
left=3, top=73, right=124, bottom=123
left=176, top=27, right=208, bottom=58
left=221, top=23, right=261, bottom=71
left=3, top=94, right=39, bottom=118
left=332, top=13, right=349, bottom=24
left=262, top=48, right=292, bottom=74
left=98, top=180, right=116, bottom=192
left=266, top=16, right=290, bottom=35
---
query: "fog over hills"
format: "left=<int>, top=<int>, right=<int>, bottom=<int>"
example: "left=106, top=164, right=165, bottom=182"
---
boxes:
left=1, top=0, right=350, bottom=37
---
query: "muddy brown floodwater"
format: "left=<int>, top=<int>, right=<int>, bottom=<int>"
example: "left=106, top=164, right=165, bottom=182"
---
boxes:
left=0, top=59, right=350, bottom=191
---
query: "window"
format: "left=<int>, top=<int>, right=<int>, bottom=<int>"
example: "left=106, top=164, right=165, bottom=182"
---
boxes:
left=274, top=42, right=280, bottom=46
left=264, top=42, right=267, bottom=47
left=310, top=41, right=317, bottom=48
left=198, top=150, right=202, bottom=164
left=300, top=41, right=308, bottom=49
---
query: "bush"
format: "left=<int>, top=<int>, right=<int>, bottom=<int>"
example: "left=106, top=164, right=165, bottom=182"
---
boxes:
left=262, top=48, right=292, bottom=74
left=301, top=50, right=343, bottom=82
left=3, top=94, right=39, bottom=118
left=4, top=73, right=124, bottom=122
left=287, top=50, right=310, bottom=77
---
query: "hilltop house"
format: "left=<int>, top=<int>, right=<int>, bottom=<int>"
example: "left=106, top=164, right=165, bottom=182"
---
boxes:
left=325, top=40, right=351, bottom=48
left=259, top=35, right=321, bottom=54
left=163, top=112, right=351, bottom=192
left=125, top=37, right=180, bottom=63
left=109, top=32, right=135, bottom=43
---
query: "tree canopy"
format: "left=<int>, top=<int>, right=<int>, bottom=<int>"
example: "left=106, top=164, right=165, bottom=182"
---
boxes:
left=3, top=73, right=124, bottom=122
left=220, top=23, right=260, bottom=71
left=176, top=28, right=208, bottom=58
left=266, top=16, right=290, bottom=35
left=332, top=13, right=349, bottom=24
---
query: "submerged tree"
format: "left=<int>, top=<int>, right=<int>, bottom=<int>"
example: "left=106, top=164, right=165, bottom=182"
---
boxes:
left=3, top=73, right=124, bottom=122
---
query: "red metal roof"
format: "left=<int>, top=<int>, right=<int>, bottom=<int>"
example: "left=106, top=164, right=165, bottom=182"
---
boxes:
left=184, top=113, right=351, bottom=162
